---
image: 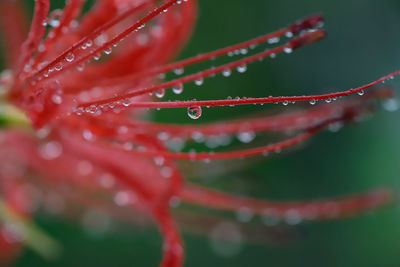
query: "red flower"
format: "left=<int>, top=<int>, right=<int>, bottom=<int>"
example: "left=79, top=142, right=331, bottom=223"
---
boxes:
left=0, top=0, right=398, bottom=266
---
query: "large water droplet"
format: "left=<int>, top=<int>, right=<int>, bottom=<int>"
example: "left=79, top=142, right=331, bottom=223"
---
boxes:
left=187, top=106, right=202, bottom=119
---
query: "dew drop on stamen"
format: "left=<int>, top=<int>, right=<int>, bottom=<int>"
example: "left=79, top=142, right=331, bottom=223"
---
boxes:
left=285, top=31, right=294, bottom=38
left=194, top=78, right=204, bottom=86
left=237, top=131, right=255, bottom=143
left=49, top=19, right=60, bottom=28
left=93, top=54, right=101, bottom=61
left=236, top=207, right=254, bottom=223
left=268, top=37, right=280, bottom=44
left=54, top=62, right=63, bottom=71
left=104, top=47, right=112, bottom=55
left=283, top=47, right=293, bottom=54
left=172, top=84, right=184, bottom=94
left=155, top=89, right=165, bottom=98
left=122, top=99, right=131, bottom=107
left=236, top=64, right=247, bottom=73
left=76, top=63, right=85, bottom=72
left=187, top=106, right=202, bottom=119
left=174, top=68, right=184, bottom=75
left=65, top=53, right=75, bottom=62
left=39, top=141, right=63, bottom=160
left=383, top=98, right=399, bottom=112
left=52, top=94, right=62, bottom=104
left=222, top=69, right=232, bottom=77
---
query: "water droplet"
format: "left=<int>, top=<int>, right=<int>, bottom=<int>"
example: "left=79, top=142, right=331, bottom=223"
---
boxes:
left=172, top=84, right=184, bottom=94
left=155, top=89, right=165, bottom=98
left=54, top=62, right=63, bottom=71
left=236, top=64, right=247, bottom=73
left=210, top=222, right=243, bottom=258
left=187, top=106, right=202, bottom=119
left=285, top=31, right=294, bottom=38
left=52, top=94, right=62, bottom=104
left=65, top=53, right=75, bottom=62
left=93, top=53, right=101, bottom=61
left=283, top=47, right=293, bottom=54
left=222, top=69, right=232, bottom=77
left=285, top=209, right=302, bottom=225
left=85, top=40, right=93, bottom=47
left=174, top=68, right=184, bottom=75
left=237, top=131, right=255, bottom=143
left=122, top=99, right=131, bottom=107
left=383, top=98, right=399, bottom=112
left=194, top=78, right=204, bottom=86
left=39, top=141, right=63, bottom=160
left=49, top=19, right=60, bottom=28
left=268, top=37, right=280, bottom=44
left=236, top=207, right=254, bottom=223
left=104, top=47, right=112, bottom=55
left=357, top=90, right=365, bottom=96
left=76, top=63, right=85, bottom=72
left=309, top=99, right=316, bottom=105
left=282, top=100, right=289, bottom=106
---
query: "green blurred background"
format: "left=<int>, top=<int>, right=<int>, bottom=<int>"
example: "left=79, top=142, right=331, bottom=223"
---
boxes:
left=6, top=0, right=400, bottom=266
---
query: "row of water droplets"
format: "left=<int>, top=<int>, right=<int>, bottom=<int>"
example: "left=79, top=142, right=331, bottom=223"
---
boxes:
left=30, top=0, right=190, bottom=85
left=148, top=30, right=298, bottom=119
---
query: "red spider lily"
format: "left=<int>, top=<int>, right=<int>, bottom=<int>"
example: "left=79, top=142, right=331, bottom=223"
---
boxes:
left=0, top=0, right=398, bottom=266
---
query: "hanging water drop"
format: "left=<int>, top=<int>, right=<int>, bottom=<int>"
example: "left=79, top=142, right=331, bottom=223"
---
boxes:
left=221, top=69, right=231, bottom=77
left=174, top=68, right=184, bottom=75
left=237, top=64, right=247, bottom=73
left=194, top=78, right=204, bottom=86
left=357, top=90, right=365, bottom=96
left=155, top=89, right=165, bottom=98
left=309, top=99, right=316, bottom=105
left=104, top=47, right=112, bottom=55
left=268, top=37, right=280, bottom=44
left=187, top=106, right=202, bottom=119
left=93, top=53, right=101, bottom=61
left=172, top=84, right=184, bottom=94
left=65, top=53, right=75, bottom=62
left=284, top=47, right=293, bottom=54
left=237, top=131, right=256, bottom=143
